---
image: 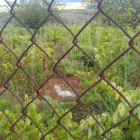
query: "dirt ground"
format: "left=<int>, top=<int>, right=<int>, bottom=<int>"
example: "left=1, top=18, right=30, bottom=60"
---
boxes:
left=40, top=76, right=84, bottom=100
left=59, top=9, right=96, bottom=24
left=0, top=9, right=96, bottom=27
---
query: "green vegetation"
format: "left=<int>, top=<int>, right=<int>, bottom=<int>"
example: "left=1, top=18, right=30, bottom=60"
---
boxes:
left=101, top=0, right=140, bottom=29
left=0, top=23, right=140, bottom=139
left=82, top=0, right=140, bottom=29
left=12, top=0, right=63, bottom=29
left=0, top=90, right=140, bottom=139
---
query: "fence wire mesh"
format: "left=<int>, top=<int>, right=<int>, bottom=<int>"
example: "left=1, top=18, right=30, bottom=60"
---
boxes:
left=0, top=0, right=140, bottom=140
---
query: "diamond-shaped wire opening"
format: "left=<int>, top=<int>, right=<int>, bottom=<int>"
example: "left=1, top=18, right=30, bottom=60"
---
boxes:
left=21, top=95, right=61, bottom=139
left=78, top=80, right=123, bottom=116
left=103, top=114, right=140, bottom=140
left=34, top=25, right=74, bottom=61
left=0, top=89, right=23, bottom=113
left=104, top=49, right=140, bottom=91
left=0, top=43, right=18, bottom=78
left=131, top=33, right=140, bottom=57
left=40, top=74, right=81, bottom=99
left=134, top=34, right=140, bottom=50
left=85, top=24, right=131, bottom=69
left=0, top=72, right=7, bottom=88
left=17, top=44, right=54, bottom=86
left=55, top=46, right=101, bottom=91
left=2, top=28, right=32, bottom=57
left=5, top=69, right=38, bottom=99
left=0, top=108, right=23, bottom=139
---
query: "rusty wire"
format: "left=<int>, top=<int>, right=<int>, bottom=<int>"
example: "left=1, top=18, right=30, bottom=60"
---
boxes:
left=0, top=0, right=140, bottom=139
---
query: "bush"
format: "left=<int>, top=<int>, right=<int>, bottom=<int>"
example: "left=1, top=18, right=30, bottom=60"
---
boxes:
left=15, top=0, right=62, bottom=29
left=0, top=88, right=140, bottom=139
left=81, top=0, right=140, bottom=29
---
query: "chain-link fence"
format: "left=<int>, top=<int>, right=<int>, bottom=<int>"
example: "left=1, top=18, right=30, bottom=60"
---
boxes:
left=0, top=0, right=140, bottom=139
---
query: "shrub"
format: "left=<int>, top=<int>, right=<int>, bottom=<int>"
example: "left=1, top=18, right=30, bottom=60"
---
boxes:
left=81, top=0, right=140, bottom=29
left=15, top=0, right=62, bottom=29
left=0, top=88, right=140, bottom=139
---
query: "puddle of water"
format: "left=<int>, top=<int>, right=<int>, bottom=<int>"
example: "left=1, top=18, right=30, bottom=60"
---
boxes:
left=55, top=85, right=76, bottom=97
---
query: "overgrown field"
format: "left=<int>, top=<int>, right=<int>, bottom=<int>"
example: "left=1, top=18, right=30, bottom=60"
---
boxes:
left=0, top=23, right=140, bottom=139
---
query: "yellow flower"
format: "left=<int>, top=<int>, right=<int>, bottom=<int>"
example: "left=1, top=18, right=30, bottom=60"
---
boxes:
left=24, top=94, right=29, bottom=102
left=115, top=91, right=121, bottom=101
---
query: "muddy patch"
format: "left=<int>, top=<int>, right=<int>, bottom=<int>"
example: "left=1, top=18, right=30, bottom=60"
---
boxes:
left=41, top=76, right=84, bottom=100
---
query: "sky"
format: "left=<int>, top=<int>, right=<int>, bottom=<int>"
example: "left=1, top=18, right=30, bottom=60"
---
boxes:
left=0, top=0, right=82, bottom=5
left=0, top=0, right=16, bottom=5
left=0, top=1, right=6, bottom=5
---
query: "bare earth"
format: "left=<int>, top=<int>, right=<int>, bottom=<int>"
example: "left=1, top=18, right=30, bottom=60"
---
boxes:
left=0, top=9, right=95, bottom=27
left=60, top=9, right=96, bottom=24
left=0, top=3, right=96, bottom=26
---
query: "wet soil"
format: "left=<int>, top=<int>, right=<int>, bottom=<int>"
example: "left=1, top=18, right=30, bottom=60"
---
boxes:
left=40, top=76, right=84, bottom=100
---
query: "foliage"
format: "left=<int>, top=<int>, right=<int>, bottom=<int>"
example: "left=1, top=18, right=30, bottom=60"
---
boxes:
left=82, top=88, right=140, bottom=140
left=0, top=23, right=140, bottom=139
left=1, top=24, right=140, bottom=109
left=0, top=96, right=82, bottom=140
left=14, top=0, right=62, bottom=29
left=81, top=0, right=140, bottom=29
left=102, top=0, right=140, bottom=28
left=0, top=88, right=140, bottom=139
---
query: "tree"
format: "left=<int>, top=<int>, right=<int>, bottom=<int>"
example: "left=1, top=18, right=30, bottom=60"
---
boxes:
left=81, top=0, right=140, bottom=29
left=15, top=0, right=62, bottom=29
